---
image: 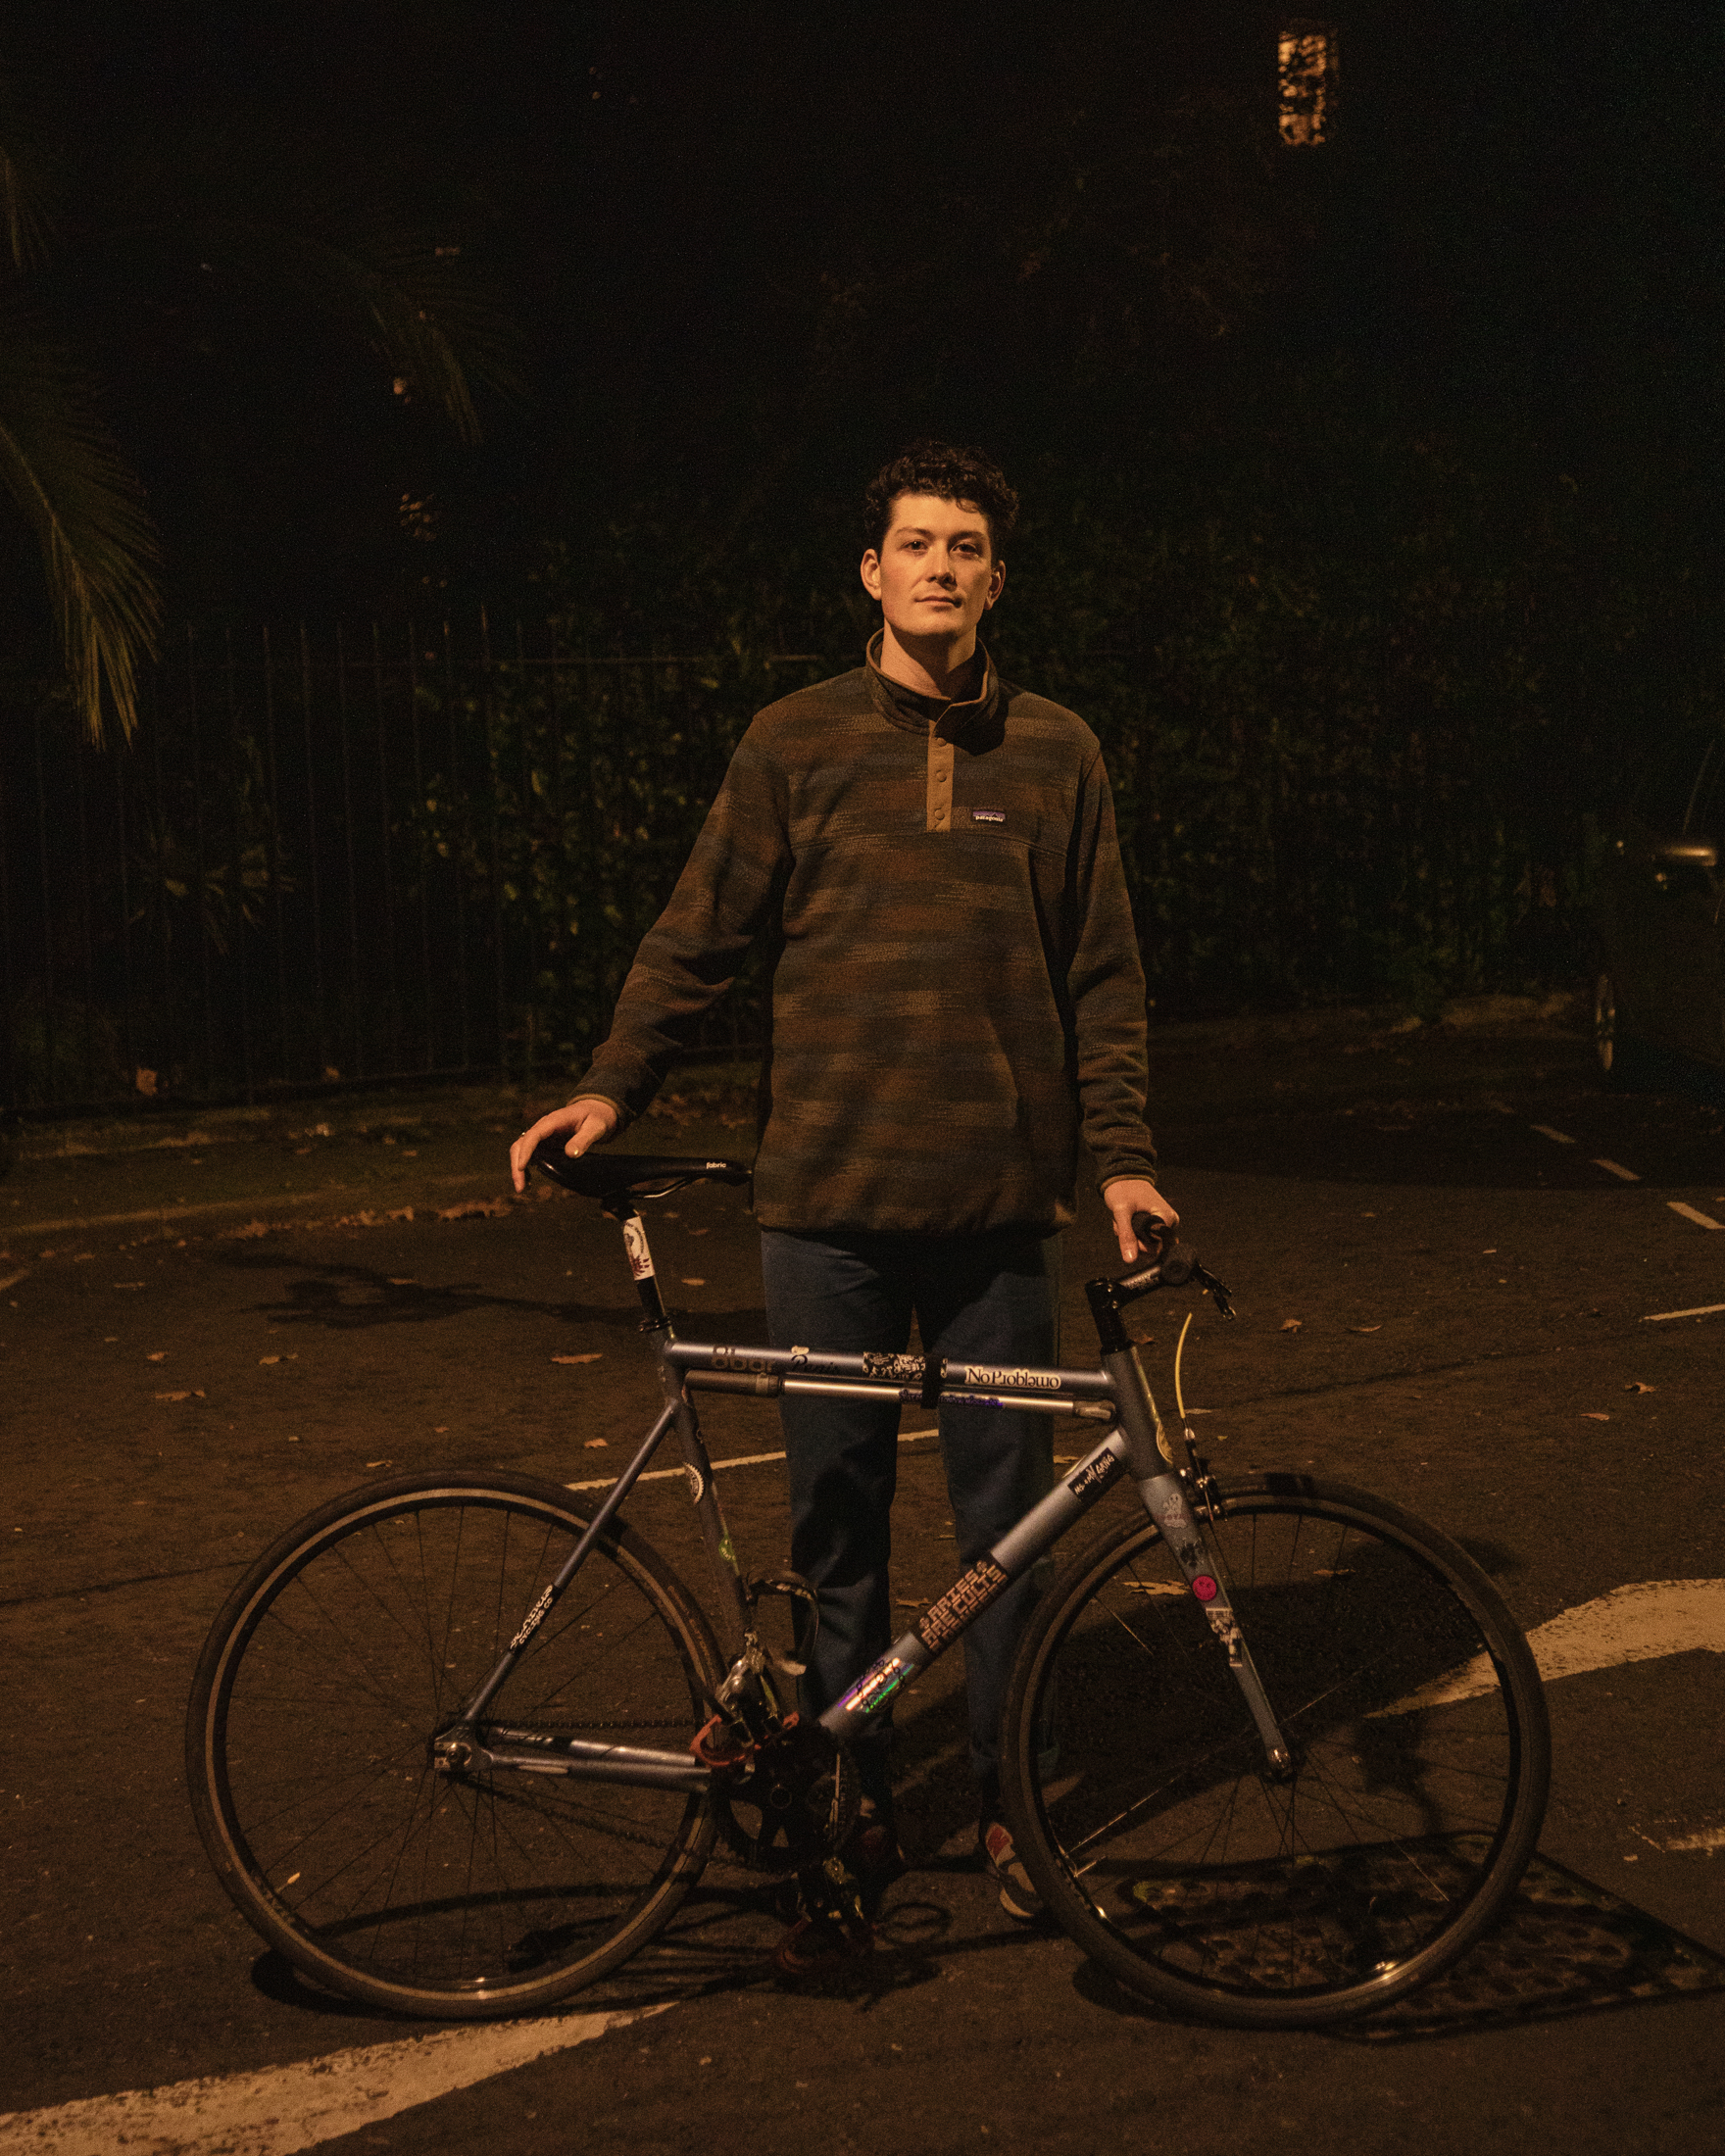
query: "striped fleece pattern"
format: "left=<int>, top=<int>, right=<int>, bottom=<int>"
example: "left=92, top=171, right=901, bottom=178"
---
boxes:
left=571, top=639, right=1158, bottom=1235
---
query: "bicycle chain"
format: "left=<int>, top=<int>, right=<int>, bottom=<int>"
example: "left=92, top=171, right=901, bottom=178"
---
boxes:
left=497, top=1716, right=692, bottom=1733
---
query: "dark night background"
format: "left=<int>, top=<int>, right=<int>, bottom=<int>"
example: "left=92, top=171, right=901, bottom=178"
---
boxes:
left=3, top=0, right=1723, bottom=1095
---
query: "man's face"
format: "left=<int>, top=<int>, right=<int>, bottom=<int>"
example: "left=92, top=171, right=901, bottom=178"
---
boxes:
left=861, top=492, right=1005, bottom=647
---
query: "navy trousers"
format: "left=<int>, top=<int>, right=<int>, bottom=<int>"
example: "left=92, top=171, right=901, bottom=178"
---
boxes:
left=759, top=1225, right=1060, bottom=1806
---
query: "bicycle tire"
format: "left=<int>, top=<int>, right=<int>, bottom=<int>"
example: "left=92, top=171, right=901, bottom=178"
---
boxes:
left=1000, top=1474, right=1551, bottom=2028
left=187, top=1470, right=724, bottom=2019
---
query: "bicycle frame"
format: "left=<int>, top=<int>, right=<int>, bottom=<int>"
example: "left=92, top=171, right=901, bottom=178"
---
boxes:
left=431, top=1188, right=1291, bottom=1795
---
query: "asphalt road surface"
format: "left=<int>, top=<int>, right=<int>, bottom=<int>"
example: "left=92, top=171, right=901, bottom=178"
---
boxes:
left=3, top=1012, right=1722, bottom=2156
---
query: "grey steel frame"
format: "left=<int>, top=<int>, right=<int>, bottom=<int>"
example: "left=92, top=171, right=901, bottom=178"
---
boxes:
left=429, top=1157, right=1290, bottom=1801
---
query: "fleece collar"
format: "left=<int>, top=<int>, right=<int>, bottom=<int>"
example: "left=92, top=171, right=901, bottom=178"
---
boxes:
left=864, top=630, right=1002, bottom=739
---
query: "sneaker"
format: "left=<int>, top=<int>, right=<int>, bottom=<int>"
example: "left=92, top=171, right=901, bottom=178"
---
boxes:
left=771, top=1803, right=904, bottom=1976
left=980, top=1818, right=1043, bottom=1924
left=845, top=1808, right=908, bottom=1918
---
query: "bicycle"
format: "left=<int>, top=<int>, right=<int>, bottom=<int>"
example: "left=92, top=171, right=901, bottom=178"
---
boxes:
left=187, top=1143, right=1551, bottom=2030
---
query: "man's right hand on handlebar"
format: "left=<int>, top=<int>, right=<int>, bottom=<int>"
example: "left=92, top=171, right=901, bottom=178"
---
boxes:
left=510, top=1097, right=619, bottom=1193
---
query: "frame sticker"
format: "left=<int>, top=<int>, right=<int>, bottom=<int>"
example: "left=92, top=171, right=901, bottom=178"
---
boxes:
left=841, top=1655, right=909, bottom=1717
left=915, top=1557, right=1010, bottom=1652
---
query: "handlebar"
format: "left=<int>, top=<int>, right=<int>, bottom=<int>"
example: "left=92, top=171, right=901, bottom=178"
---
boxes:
left=1086, top=1213, right=1234, bottom=1354
left=1131, top=1210, right=1195, bottom=1286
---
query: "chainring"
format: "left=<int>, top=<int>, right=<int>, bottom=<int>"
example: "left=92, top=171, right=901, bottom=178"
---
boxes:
left=711, top=1719, right=861, bottom=1879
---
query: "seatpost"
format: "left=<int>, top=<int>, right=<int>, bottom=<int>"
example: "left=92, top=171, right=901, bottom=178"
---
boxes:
left=605, top=1199, right=670, bottom=1329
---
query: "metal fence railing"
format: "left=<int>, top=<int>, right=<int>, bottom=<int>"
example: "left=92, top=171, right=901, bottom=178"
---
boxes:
left=0, top=618, right=826, bottom=1113
left=1, top=610, right=1594, bottom=1116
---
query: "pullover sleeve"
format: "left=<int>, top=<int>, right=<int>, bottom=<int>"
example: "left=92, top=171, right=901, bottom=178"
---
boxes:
left=1066, top=746, right=1159, bottom=1191
left=569, top=725, right=790, bottom=1123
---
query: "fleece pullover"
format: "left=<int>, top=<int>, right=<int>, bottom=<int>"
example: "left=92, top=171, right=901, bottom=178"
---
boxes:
left=571, top=636, right=1158, bottom=1235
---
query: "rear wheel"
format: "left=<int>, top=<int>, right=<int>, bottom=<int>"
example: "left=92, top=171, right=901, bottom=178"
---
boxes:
left=188, top=1472, right=722, bottom=2018
left=1001, top=1476, right=1550, bottom=2028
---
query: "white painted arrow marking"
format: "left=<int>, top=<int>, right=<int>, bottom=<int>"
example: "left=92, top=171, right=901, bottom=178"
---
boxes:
left=1373, top=1578, right=1725, bottom=1716
left=0, top=2005, right=666, bottom=2156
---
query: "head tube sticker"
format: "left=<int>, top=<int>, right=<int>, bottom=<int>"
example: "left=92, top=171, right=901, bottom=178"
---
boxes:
left=1192, top=1575, right=1218, bottom=1601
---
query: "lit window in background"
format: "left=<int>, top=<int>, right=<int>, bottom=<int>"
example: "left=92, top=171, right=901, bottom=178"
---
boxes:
left=1279, top=22, right=1338, bottom=146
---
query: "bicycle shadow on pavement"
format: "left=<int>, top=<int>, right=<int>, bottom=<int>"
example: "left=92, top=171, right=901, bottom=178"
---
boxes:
left=208, top=1247, right=768, bottom=1339
left=1069, top=1851, right=1725, bottom=2040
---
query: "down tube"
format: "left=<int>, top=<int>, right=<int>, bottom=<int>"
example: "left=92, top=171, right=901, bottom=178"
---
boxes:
left=818, top=1429, right=1132, bottom=1742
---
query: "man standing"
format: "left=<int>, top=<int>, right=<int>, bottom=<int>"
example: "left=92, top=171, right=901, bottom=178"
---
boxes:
left=511, top=440, right=1173, bottom=1964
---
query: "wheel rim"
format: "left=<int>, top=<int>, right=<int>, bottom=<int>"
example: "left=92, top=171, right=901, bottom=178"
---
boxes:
left=201, top=1490, right=714, bottom=2005
left=1022, top=1497, right=1539, bottom=2012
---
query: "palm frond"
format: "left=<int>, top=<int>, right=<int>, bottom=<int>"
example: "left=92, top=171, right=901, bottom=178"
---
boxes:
left=0, top=304, right=161, bottom=742
left=187, top=217, right=524, bottom=446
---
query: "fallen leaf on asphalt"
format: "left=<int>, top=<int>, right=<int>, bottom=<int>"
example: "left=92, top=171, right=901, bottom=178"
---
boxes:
left=436, top=1199, right=510, bottom=1221
left=259, top=1355, right=280, bottom=1365
left=1581, top=1412, right=1610, bottom=1421
left=553, top=1353, right=603, bottom=1364
left=681, top=1278, right=707, bottom=1287
left=1280, top=1318, right=1302, bottom=1332
left=1349, top=1325, right=1383, bottom=1334
left=1624, top=1381, right=1654, bottom=1394
left=367, top=1459, right=391, bottom=1468
left=387, top=1278, right=417, bottom=1287
left=155, top=1390, right=203, bottom=1401
left=583, top=1438, right=608, bottom=1448
left=146, top=1350, right=167, bottom=1362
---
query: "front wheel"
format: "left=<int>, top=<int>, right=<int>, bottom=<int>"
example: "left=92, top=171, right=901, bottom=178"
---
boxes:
left=187, top=1472, right=723, bottom=2019
left=1000, top=1476, right=1550, bottom=2028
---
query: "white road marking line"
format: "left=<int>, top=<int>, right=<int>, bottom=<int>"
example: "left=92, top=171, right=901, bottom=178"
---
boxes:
left=1645, top=1300, right=1725, bottom=1323
left=1530, top=1124, right=1577, bottom=1145
left=1372, top=1578, right=1725, bottom=1716
left=1667, top=1200, right=1725, bottom=1230
left=0, top=2006, right=666, bottom=2156
left=1662, top=1827, right=1725, bottom=1852
left=1592, top=1158, right=1641, bottom=1182
left=567, top=1424, right=940, bottom=1493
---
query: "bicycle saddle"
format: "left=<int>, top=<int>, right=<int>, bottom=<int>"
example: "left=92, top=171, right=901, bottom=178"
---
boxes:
left=529, top=1137, right=752, bottom=1199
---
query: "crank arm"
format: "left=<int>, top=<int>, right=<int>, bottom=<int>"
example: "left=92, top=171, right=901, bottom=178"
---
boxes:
left=434, top=1726, right=711, bottom=1792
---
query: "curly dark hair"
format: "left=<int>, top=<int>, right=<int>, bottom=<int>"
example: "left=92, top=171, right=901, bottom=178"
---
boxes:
left=862, top=440, right=1019, bottom=559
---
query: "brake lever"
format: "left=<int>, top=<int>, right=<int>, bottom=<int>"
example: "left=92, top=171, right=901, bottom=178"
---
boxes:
left=1191, top=1259, right=1236, bottom=1320
left=1130, top=1209, right=1235, bottom=1317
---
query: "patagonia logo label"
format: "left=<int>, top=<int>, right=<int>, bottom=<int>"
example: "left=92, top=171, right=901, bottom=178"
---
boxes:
left=970, top=808, right=1007, bottom=824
